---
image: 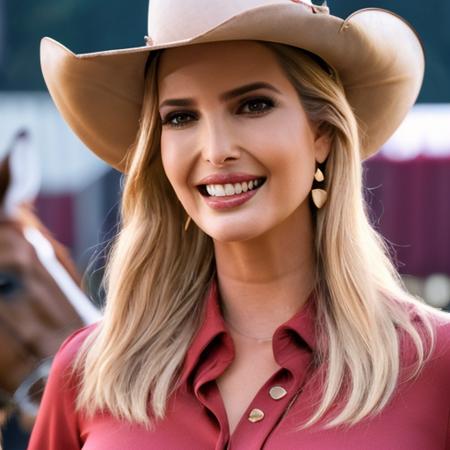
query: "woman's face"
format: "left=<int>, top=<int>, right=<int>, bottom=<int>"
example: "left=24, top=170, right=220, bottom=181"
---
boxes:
left=158, top=41, right=329, bottom=242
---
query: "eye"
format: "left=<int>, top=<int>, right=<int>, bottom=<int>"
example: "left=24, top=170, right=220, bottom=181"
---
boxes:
left=238, top=97, right=275, bottom=115
left=0, top=272, right=23, bottom=300
left=161, top=111, right=197, bottom=128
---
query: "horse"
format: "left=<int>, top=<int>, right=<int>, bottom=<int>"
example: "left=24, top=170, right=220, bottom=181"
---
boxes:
left=0, top=131, right=101, bottom=440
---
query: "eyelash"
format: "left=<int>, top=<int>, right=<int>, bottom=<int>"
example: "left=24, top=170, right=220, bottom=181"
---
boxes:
left=161, top=96, right=276, bottom=129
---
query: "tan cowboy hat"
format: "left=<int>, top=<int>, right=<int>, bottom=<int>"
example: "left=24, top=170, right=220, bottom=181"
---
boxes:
left=40, top=0, right=424, bottom=172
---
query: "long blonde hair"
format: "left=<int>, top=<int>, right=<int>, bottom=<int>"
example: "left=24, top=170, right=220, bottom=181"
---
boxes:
left=74, top=42, right=436, bottom=429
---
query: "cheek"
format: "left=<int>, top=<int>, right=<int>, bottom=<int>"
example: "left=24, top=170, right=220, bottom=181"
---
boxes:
left=269, top=148, right=315, bottom=216
left=160, top=134, right=189, bottom=193
left=262, top=119, right=315, bottom=185
left=161, top=134, right=200, bottom=216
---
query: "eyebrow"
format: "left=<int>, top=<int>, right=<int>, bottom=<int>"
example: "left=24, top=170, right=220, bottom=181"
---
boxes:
left=158, top=82, right=281, bottom=109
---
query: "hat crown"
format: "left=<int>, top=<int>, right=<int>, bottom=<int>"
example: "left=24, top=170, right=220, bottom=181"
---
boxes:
left=147, top=0, right=314, bottom=44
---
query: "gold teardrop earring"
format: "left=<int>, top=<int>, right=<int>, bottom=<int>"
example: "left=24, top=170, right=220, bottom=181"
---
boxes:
left=184, top=215, right=192, bottom=231
left=311, top=166, right=327, bottom=209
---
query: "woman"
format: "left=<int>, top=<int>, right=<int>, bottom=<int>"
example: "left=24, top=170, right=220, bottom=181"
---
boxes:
left=30, top=0, right=450, bottom=448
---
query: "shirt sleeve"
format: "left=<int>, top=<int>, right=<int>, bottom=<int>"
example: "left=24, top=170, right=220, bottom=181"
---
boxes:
left=27, top=325, right=96, bottom=450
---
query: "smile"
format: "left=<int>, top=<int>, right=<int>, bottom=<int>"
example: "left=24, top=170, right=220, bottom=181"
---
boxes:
left=201, top=177, right=266, bottom=197
left=197, top=176, right=267, bottom=210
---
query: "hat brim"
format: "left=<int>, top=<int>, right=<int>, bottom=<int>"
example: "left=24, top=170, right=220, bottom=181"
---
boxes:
left=41, top=5, right=424, bottom=172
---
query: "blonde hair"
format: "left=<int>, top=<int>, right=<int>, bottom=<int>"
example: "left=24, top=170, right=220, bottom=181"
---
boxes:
left=74, top=42, right=436, bottom=429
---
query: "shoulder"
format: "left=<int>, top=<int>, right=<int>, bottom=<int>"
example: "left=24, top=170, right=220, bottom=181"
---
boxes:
left=44, top=323, right=99, bottom=401
left=410, top=308, right=450, bottom=385
left=396, top=303, right=450, bottom=380
left=55, top=323, right=98, bottom=364
left=428, top=310, right=450, bottom=362
left=28, top=323, right=99, bottom=449
left=51, top=323, right=99, bottom=381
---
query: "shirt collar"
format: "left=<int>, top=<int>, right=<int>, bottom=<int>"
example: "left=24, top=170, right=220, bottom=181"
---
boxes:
left=181, top=281, right=228, bottom=384
left=180, top=278, right=318, bottom=384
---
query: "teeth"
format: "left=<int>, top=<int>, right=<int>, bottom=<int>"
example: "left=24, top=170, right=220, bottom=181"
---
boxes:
left=224, top=184, right=234, bottom=196
left=215, top=185, right=225, bottom=196
left=205, top=179, right=263, bottom=197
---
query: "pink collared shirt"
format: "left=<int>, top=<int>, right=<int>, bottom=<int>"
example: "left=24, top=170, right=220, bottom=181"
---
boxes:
left=28, top=281, right=450, bottom=449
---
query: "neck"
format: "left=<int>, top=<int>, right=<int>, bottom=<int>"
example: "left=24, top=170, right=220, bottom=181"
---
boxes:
left=213, top=203, right=316, bottom=338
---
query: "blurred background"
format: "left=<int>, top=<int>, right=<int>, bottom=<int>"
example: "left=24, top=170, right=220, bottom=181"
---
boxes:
left=0, top=0, right=449, bottom=446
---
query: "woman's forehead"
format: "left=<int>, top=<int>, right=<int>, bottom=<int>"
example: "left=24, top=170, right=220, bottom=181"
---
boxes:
left=157, top=41, right=288, bottom=96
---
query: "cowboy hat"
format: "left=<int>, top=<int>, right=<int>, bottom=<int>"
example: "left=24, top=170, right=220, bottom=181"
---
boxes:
left=40, top=0, right=424, bottom=172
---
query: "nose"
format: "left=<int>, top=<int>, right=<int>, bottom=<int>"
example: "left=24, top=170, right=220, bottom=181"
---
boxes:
left=201, top=117, right=241, bottom=167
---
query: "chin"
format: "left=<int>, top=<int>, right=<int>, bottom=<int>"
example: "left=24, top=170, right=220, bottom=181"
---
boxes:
left=201, top=220, right=269, bottom=243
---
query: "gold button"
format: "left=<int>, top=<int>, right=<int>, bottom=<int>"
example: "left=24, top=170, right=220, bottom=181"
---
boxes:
left=269, top=386, right=287, bottom=400
left=248, top=408, right=265, bottom=423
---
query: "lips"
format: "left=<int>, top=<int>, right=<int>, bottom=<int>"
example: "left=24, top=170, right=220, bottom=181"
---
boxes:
left=196, top=174, right=267, bottom=210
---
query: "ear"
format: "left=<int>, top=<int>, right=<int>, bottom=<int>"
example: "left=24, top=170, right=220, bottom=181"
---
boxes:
left=313, top=123, right=332, bottom=164
left=0, top=130, right=41, bottom=217
left=0, top=155, right=11, bottom=207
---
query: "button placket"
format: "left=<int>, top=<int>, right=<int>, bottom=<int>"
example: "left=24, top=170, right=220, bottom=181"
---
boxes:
left=229, top=371, right=295, bottom=450
left=269, top=386, right=288, bottom=400
left=194, top=356, right=235, bottom=450
left=248, top=408, right=265, bottom=423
